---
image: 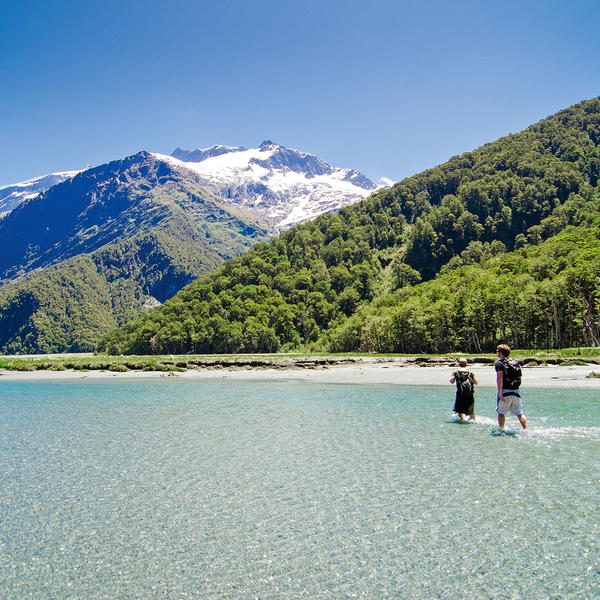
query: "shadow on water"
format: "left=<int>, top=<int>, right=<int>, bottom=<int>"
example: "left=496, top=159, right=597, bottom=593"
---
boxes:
left=490, top=428, right=518, bottom=437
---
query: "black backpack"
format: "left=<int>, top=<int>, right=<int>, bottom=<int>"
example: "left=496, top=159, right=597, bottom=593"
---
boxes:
left=501, top=358, right=522, bottom=390
left=455, top=370, right=473, bottom=395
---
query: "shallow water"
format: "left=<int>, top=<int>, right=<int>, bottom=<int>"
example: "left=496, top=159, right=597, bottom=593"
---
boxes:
left=0, top=379, right=598, bottom=599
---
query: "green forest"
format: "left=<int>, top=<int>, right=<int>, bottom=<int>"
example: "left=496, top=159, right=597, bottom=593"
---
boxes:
left=95, top=97, right=598, bottom=354
left=0, top=225, right=263, bottom=354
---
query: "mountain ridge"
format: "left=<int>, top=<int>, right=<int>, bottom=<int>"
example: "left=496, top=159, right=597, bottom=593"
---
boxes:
left=0, top=151, right=273, bottom=280
left=0, top=169, right=84, bottom=219
left=1, top=142, right=378, bottom=228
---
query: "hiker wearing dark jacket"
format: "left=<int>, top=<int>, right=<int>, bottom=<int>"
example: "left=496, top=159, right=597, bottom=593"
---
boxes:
left=450, top=358, right=478, bottom=421
left=495, top=344, right=528, bottom=430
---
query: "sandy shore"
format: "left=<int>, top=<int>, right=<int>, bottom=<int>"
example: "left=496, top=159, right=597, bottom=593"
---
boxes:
left=1, top=358, right=599, bottom=389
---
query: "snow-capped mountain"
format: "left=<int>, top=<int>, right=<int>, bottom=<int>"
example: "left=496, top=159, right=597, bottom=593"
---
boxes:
left=1, top=143, right=378, bottom=229
left=159, top=141, right=378, bottom=229
left=0, top=169, right=84, bottom=218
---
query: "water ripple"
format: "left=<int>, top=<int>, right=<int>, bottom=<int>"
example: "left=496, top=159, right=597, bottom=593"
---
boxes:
left=0, top=380, right=598, bottom=599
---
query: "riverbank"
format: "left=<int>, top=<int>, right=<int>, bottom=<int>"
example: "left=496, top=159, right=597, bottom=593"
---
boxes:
left=1, top=355, right=600, bottom=388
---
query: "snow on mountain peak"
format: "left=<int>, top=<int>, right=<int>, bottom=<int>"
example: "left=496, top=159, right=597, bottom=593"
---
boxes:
left=156, top=142, right=378, bottom=229
left=0, top=169, right=85, bottom=219
left=1, top=142, right=381, bottom=231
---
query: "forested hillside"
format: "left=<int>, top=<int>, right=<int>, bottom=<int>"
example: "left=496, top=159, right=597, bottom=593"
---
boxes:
left=0, top=229, right=219, bottom=353
left=328, top=226, right=600, bottom=353
left=98, top=98, right=600, bottom=355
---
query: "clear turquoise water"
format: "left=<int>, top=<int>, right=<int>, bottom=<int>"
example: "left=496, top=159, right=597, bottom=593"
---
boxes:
left=0, top=379, right=598, bottom=599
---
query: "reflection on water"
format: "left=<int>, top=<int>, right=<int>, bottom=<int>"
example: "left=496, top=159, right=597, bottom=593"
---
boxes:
left=0, top=380, right=598, bottom=599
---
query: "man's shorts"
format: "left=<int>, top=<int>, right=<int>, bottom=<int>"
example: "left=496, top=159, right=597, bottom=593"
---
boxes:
left=496, top=390, right=524, bottom=415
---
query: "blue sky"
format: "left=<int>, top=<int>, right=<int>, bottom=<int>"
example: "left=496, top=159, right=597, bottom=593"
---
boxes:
left=1, top=0, right=599, bottom=186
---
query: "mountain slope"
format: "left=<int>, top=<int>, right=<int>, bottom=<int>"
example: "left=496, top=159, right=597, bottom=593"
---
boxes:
left=0, top=152, right=274, bottom=353
left=0, top=169, right=83, bottom=218
left=0, top=227, right=236, bottom=353
left=97, top=97, right=600, bottom=355
left=0, top=151, right=272, bottom=280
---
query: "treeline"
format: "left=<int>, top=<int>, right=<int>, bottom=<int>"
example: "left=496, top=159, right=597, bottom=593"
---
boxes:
left=97, top=220, right=386, bottom=354
left=329, top=226, right=600, bottom=353
left=98, top=98, right=600, bottom=355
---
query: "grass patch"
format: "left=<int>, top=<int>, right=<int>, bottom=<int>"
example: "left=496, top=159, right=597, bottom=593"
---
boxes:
left=0, top=348, right=599, bottom=373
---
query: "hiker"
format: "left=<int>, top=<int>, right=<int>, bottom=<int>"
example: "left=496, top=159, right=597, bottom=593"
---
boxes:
left=450, top=358, right=478, bottom=421
left=495, top=344, right=528, bottom=430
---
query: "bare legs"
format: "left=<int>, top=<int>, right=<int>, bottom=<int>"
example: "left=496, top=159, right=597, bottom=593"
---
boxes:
left=517, top=414, right=528, bottom=429
left=498, top=413, right=528, bottom=429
